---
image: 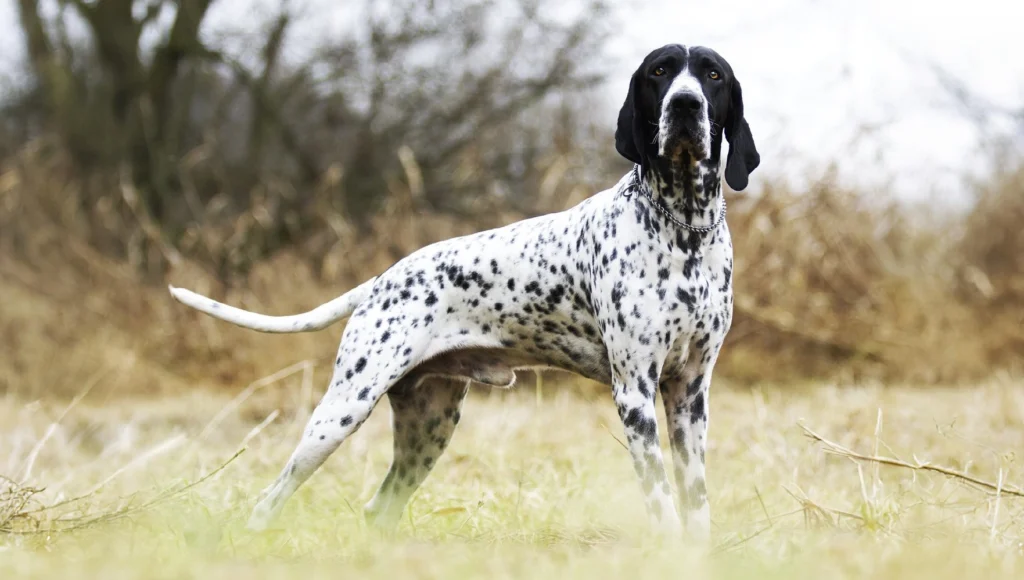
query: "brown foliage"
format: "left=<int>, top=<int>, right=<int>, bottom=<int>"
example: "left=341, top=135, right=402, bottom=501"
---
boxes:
left=725, top=171, right=982, bottom=384
left=956, top=162, right=1024, bottom=368
left=2, top=141, right=1022, bottom=397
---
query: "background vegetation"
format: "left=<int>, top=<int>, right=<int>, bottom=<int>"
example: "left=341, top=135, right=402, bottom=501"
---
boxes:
left=2, top=0, right=1020, bottom=396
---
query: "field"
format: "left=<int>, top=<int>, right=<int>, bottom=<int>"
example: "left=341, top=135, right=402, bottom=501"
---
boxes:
left=3, top=376, right=1023, bottom=579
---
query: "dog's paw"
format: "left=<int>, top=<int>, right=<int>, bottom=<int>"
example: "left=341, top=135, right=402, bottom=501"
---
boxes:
left=246, top=499, right=279, bottom=532
left=246, top=511, right=272, bottom=532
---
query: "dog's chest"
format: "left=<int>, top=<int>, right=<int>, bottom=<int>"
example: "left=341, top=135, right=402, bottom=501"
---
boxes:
left=590, top=206, right=734, bottom=372
left=599, top=208, right=731, bottom=307
left=660, top=239, right=731, bottom=336
left=661, top=230, right=734, bottom=372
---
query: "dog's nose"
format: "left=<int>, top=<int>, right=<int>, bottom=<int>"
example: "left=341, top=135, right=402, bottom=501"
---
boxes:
left=670, top=92, right=703, bottom=113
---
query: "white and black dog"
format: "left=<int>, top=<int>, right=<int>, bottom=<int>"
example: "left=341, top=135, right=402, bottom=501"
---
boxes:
left=171, top=44, right=758, bottom=538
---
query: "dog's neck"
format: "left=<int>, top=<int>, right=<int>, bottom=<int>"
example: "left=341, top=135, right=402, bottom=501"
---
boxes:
left=636, top=156, right=724, bottom=235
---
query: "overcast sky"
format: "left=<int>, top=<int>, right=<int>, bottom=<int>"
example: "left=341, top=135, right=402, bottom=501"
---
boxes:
left=1, top=0, right=1020, bottom=204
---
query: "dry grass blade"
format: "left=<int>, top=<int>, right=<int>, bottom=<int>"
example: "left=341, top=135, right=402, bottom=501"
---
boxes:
left=991, top=467, right=1004, bottom=543
left=598, top=422, right=629, bottom=452
left=783, top=484, right=863, bottom=529
left=238, top=410, right=281, bottom=449
left=18, top=372, right=103, bottom=483
left=712, top=522, right=775, bottom=554
left=199, top=360, right=315, bottom=440
left=801, top=423, right=1024, bottom=498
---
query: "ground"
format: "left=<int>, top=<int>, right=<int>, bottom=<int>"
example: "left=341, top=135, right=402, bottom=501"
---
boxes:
left=2, top=378, right=1023, bottom=579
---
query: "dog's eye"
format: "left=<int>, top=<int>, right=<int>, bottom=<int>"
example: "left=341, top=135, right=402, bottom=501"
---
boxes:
left=653, top=67, right=666, bottom=77
left=708, top=70, right=721, bottom=80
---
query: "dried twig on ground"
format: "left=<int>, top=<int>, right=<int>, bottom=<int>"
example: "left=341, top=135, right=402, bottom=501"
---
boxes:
left=0, top=448, right=245, bottom=535
left=801, top=424, right=1024, bottom=498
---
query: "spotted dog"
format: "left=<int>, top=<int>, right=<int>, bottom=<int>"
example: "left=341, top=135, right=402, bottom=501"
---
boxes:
left=170, top=44, right=759, bottom=538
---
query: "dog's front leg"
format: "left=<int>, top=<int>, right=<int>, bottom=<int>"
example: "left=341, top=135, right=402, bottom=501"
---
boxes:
left=609, top=354, right=682, bottom=536
left=660, top=362, right=716, bottom=540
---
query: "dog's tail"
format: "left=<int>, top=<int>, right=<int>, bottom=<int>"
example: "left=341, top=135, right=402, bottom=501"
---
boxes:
left=168, top=277, right=376, bottom=333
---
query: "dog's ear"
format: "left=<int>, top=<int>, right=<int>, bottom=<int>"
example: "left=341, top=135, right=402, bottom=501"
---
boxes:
left=724, top=78, right=760, bottom=191
left=615, top=67, right=646, bottom=167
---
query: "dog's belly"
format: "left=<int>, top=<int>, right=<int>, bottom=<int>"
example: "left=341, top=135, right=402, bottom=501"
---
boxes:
left=412, top=346, right=612, bottom=387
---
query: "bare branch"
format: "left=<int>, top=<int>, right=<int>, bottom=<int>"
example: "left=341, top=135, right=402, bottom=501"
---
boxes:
left=802, top=423, right=1024, bottom=498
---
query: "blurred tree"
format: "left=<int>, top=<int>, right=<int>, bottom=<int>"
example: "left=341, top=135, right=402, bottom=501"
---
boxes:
left=17, top=0, right=213, bottom=217
left=10, top=0, right=611, bottom=278
left=266, top=0, right=611, bottom=220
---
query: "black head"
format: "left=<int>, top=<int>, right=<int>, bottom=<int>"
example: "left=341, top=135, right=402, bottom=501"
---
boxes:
left=615, top=44, right=760, bottom=190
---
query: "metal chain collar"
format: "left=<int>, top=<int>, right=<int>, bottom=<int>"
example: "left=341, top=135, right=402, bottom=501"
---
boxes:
left=626, top=165, right=727, bottom=233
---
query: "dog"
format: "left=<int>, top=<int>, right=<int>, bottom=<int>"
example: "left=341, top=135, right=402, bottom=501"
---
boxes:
left=170, top=43, right=758, bottom=538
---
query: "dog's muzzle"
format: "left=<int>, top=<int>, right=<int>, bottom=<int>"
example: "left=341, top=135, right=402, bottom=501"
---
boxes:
left=661, top=92, right=711, bottom=160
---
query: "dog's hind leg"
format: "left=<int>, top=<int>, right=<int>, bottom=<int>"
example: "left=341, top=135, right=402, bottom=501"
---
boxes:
left=246, top=383, right=380, bottom=530
left=247, top=335, right=420, bottom=530
left=363, top=377, right=470, bottom=529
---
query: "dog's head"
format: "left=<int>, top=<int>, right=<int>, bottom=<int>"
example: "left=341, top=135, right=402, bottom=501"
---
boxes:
left=615, top=44, right=759, bottom=190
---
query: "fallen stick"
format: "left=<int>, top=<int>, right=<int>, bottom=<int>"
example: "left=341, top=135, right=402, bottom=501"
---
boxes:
left=801, top=423, right=1024, bottom=499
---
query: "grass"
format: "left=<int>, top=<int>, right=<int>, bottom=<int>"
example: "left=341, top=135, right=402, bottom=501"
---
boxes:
left=3, top=377, right=1024, bottom=579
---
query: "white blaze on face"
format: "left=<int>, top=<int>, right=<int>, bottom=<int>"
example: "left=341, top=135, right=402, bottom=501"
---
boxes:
left=658, top=48, right=711, bottom=158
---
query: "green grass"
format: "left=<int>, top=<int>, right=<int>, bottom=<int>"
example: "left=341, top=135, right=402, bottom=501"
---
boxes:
left=3, top=380, right=1024, bottom=579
